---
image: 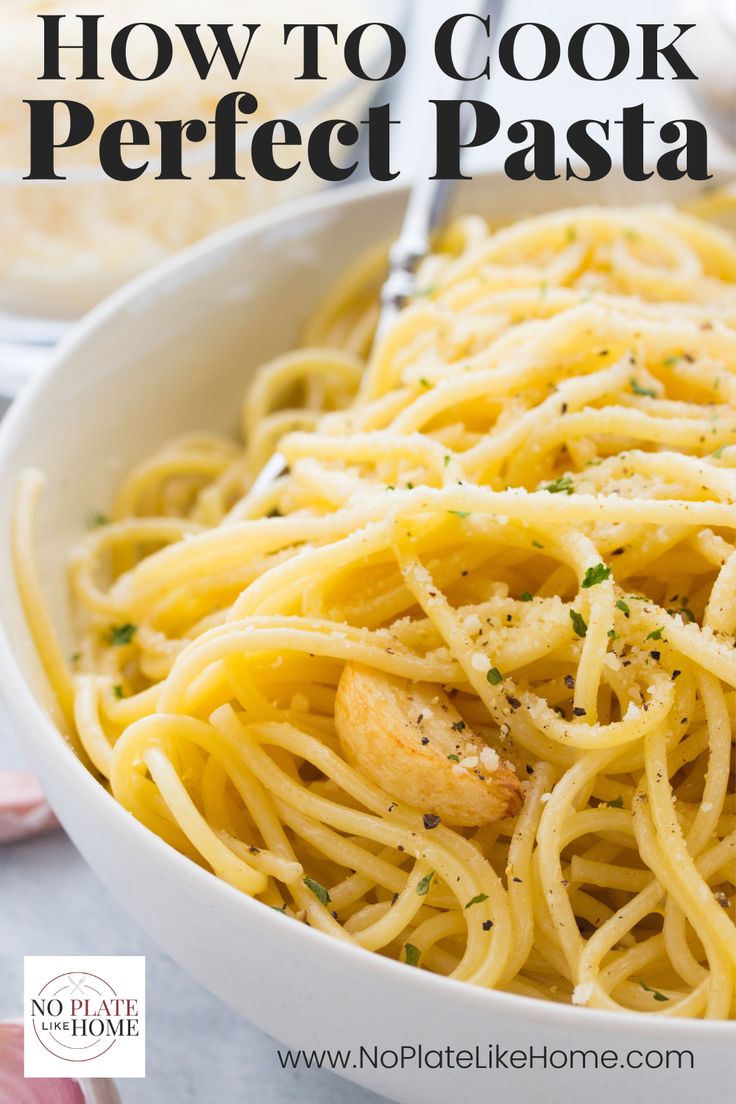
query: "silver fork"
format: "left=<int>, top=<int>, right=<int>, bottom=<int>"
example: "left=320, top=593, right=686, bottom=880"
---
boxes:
left=250, top=1, right=503, bottom=497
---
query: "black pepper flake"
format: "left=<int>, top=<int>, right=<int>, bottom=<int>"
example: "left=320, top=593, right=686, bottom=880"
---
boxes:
left=416, top=714, right=424, bottom=724
left=672, top=669, right=682, bottom=680
left=526, top=764, right=534, bottom=775
left=612, top=548, right=624, bottom=556
left=421, top=736, right=430, bottom=746
left=572, top=706, right=586, bottom=717
left=506, top=695, right=521, bottom=710
left=482, top=920, right=494, bottom=931
left=561, top=403, right=568, bottom=413
left=649, top=650, right=661, bottom=661
left=564, top=674, right=575, bottom=690
left=423, top=813, right=441, bottom=830
left=512, top=877, right=523, bottom=883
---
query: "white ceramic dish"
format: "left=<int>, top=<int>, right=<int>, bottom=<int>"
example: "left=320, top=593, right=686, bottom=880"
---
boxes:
left=0, top=171, right=734, bottom=1104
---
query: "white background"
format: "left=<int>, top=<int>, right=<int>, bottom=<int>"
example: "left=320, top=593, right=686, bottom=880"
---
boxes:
left=0, top=2, right=732, bottom=1102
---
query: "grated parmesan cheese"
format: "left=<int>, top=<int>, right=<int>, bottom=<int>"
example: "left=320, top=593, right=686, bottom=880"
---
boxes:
left=290, top=693, right=310, bottom=714
left=460, top=756, right=479, bottom=769
left=479, top=747, right=500, bottom=773
left=572, top=982, right=594, bottom=1006
left=0, top=0, right=367, bottom=318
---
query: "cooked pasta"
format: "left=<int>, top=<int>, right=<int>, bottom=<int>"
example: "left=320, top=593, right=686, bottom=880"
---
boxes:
left=14, top=198, right=736, bottom=1017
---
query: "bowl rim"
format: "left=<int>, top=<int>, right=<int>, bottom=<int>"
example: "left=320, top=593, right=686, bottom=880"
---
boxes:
left=0, top=168, right=734, bottom=1040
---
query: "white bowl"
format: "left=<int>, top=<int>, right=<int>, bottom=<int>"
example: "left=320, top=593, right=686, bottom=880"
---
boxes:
left=0, top=172, right=734, bottom=1104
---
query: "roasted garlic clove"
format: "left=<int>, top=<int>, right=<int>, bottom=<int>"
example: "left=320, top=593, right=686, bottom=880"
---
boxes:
left=334, top=663, right=523, bottom=826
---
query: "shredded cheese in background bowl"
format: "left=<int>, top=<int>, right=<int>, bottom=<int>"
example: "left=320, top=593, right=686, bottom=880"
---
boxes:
left=0, top=0, right=375, bottom=320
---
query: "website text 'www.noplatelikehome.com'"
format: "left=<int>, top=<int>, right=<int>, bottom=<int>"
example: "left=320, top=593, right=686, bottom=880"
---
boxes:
left=277, top=1043, right=695, bottom=1073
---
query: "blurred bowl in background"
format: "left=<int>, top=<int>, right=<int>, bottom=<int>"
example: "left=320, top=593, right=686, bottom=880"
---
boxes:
left=0, top=0, right=406, bottom=392
left=676, top=0, right=736, bottom=149
left=0, top=76, right=378, bottom=320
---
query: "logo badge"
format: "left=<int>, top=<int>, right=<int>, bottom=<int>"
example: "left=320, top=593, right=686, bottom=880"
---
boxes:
left=24, top=956, right=145, bottom=1078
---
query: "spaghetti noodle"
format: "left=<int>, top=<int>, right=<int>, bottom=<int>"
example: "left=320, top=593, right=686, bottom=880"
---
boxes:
left=14, top=200, right=736, bottom=1017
